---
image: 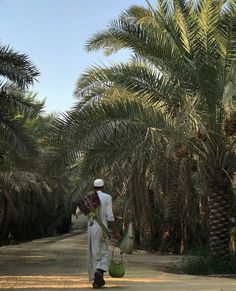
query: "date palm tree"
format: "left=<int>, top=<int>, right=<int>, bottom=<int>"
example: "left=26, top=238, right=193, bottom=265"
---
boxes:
left=53, top=76, right=192, bottom=248
left=0, top=44, right=40, bottom=157
left=0, top=43, right=42, bottom=242
left=67, top=0, right=236, bottom=263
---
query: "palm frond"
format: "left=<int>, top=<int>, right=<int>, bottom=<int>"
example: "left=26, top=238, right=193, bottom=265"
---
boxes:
left=0, top=83, right=42, bottom=118
left=0, top=170, right=51, bottom=193
left=75, top=61, right=185, bottom=107
left=0, top=110, right=39, bottom=157
left=52, top=98, right=181, bottom=168
left=0, top=44, right=39, bottom=88
left=86, top=4, right=183, bottom=63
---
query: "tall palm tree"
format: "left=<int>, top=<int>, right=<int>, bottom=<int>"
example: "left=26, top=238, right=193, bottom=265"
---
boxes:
left=70, top=0, right=236, bottom=263
left=53, top=79, right=190, bottom=248
left=0, top=44, right=42, bottom=243
left=0, top=43, right=40, bottom=157
left=0, top=44, right=74, bottom=244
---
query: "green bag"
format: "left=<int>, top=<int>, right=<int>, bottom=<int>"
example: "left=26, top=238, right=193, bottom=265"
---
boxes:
left=109, top=248, right=125, bottom=278
left=120, top=222, right=134, bottom=254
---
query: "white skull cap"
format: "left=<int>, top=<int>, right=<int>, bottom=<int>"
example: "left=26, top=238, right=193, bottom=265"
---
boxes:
left=94, top=178, right=104, bottom=187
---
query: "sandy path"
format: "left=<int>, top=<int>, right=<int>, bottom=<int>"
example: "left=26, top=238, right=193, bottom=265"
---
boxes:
left=0, top=227, right=235, bottom=290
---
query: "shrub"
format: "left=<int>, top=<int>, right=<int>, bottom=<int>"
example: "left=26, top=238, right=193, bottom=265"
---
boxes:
left=182, top=248, right=236, bottom=275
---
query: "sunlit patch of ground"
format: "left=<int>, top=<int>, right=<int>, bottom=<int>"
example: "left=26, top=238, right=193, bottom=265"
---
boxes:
left=1, top=273, right=236, bottom=290
left=1, top=231, right=236, bottom=290
left=0, top=274, right=171, bottom=289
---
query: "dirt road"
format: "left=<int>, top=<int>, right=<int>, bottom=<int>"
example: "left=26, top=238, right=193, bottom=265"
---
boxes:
left=0, top=226, right=235, bottom=290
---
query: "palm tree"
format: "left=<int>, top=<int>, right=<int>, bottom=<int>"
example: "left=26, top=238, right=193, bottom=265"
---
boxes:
left=0, top=43, right=41, bottom=242
left=69, top=0, right=236, bottom=263
left=0, top=43, right=40, bottom=158
left=0, top=107, right=73, bottom=244
left=0, top=44, right=74, bottom=244
left=0, top=94, right=45, bottom=243
left=53, top=78, right=191, bottom=247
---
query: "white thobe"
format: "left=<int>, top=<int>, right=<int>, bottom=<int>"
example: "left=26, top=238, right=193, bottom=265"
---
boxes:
left=88, top=191, right=114, bottom=281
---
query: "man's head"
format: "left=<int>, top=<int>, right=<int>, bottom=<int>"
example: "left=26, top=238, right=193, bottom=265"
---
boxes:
left=93, top=178, right=104, bottom=190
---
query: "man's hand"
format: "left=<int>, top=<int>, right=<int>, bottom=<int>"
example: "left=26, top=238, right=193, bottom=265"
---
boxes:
left=108, top=221, right=122, bottom=242
left=113, top=232, right=121, bottom=242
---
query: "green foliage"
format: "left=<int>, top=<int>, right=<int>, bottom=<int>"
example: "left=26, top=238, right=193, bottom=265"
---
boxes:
left=0, top=42, right=40, bottom=158
left=182, top=248, right=236, bottom=274
left=49, top=0, right=236, bottom=257
left=0, top=44, right=39, bottom=88
left=0, top=41, right=72, bottom=245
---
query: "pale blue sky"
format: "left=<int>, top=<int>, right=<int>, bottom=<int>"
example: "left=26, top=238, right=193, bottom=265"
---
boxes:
left=0, top=0, right=154, bottom=113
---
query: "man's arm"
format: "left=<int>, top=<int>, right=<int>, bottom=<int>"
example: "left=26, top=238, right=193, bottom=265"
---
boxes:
left=106, top=195, right=121, bottom=241
left=108, top=221, right=121, bottom=241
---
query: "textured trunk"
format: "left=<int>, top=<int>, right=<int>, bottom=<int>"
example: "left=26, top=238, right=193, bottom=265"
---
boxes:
left=203, top=129, right=234, bottom=266
left=208, top=182, right=230, bottom=264
left=0, top=191, right=5, bottom=229
left=130, top=174, right=142, bottom=247
left=179, top=158, right=192, bottom=253
left=198, top=180, right=209, bottom=246
left=160, top=159, right=181, bottom=254
left=130, top=170, right=155, bottom=250
left=140, top=187, right=156, bottom=250
left=0, top=190, right=10, bottom=243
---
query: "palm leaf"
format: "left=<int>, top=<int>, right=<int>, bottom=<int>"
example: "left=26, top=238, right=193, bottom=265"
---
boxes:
left=0, top=45, right=39, bottom=88
left=0, top=84, right=42, bottom=118
left=0, top=110, right=39, bottom=157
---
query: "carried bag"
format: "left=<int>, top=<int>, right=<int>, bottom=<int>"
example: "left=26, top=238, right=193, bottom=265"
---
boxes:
left=77, top=191, right=101, bottom=216
left=109, top=247, right=125, bottom=278
left=77, top=191, right=109, bottom=237
left=120, top=222, right=134, bottom=254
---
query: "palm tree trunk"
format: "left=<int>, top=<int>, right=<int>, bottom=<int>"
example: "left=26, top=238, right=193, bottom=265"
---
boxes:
left=160, top=158, right=181, bottom=254
left=0, top=190, right=10, bottom=243
left=179, top=158, right=192, bottom=253
left=130, top=168, right=155, bottom=250
left=202, top=132, right=234, bottom=265
left=208, top=181, right=230, bottom=265
left=0, top=191, right=5, bottom=232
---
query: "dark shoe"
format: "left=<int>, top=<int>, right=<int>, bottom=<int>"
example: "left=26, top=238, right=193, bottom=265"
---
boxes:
left=92, top=269, right=105, bottom=288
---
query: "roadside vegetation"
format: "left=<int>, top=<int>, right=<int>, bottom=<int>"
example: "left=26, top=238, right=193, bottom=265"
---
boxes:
left=0, top=45, right=71, bottom=245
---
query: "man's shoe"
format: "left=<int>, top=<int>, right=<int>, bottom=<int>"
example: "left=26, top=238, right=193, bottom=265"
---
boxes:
left=92, top=269, right=105, bottom=288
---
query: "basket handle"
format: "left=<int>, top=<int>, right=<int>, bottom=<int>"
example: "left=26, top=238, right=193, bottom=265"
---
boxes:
left=111, top=246, right=123, bottom=262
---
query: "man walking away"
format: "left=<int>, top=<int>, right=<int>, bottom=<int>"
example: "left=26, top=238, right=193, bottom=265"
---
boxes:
left=88, top=178, right=120, bottom=288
